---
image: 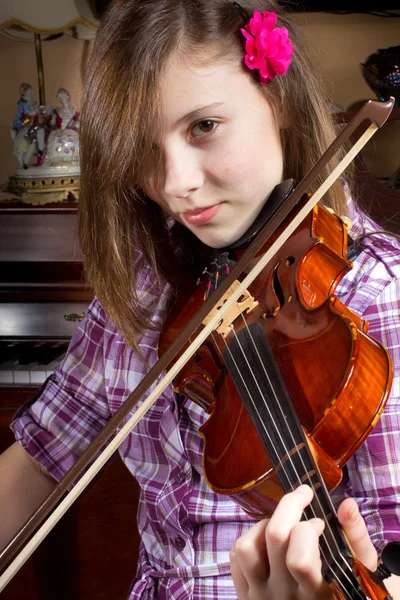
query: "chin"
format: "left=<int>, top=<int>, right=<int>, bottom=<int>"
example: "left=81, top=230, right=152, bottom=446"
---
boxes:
left=198, top=227, right=247, bottom=250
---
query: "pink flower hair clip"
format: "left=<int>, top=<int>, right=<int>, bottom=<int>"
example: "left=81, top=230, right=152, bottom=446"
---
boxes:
left=234, top=3, right=294, bottom=86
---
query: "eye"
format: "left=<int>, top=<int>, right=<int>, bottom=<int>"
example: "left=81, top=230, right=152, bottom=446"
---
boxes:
left=191, top=119, right=217, bottom=137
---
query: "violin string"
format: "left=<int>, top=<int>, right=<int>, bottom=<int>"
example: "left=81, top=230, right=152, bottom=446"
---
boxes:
left=216, top=318, right=361, bottom=600
left=206, top=261, right=363, bottom=596
left=208, top=287, right=363, bottom=600
left=216, top=339, right=357, bottom=600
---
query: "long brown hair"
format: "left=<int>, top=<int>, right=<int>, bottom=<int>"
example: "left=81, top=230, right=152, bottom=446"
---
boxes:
left=79, top=0, right=350, bottom=356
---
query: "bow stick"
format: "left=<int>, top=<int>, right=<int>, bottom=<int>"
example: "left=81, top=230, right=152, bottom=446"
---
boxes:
left=0, top=97, right=394, bottom=591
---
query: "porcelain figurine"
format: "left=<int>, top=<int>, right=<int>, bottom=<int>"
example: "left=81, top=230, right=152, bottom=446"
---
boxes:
left=10, top=83, right=49, bottom=169
left=41, top=88, right=80, bottom=167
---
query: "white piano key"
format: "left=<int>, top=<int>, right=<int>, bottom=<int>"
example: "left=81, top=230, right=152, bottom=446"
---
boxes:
left=0, top=371, right=13, bottom=384
left=0, top=344, right=67, bottom=388
left=14, top=371, right=31, bottom=385
left=0, top=359, right=19, bottom=386
left=30, top=371, right=47, bottom=385
left=14, top=360, right=40, bottom=386
left=30, top=352, right=65, bottom=383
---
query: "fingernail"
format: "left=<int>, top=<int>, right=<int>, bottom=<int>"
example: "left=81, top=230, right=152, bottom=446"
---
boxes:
left=296, top=484, right=311, bottom=494
left=310, top=517, right=325, bottom=534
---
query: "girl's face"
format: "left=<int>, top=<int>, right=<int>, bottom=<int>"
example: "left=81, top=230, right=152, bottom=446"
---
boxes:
left=143, top=53, right=284, bottom=248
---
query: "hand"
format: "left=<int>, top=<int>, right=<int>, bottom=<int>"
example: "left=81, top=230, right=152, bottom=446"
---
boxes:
left=230, top=485, right=378, bottom=600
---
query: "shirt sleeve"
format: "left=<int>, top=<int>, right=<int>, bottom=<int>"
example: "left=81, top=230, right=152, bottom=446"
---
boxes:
left=343, top=276, right=400, bottom=552
left=10, top=298, right=112, bottom=482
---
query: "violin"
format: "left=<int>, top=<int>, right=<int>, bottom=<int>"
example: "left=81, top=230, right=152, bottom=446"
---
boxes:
left=158, top=195, right=393, bottom=600
left=0, top=98, right=397, bottom=595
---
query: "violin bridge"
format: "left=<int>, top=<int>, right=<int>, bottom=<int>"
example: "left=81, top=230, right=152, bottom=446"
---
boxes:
left=202, top=280, right=259, bottom=338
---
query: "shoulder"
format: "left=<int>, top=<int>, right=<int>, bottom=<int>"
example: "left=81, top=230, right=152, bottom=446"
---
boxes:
left=336, top=199, right=400, bottom=318
left=70, top=296, right=108, bottom=343
left=84, top=262, right=172, bottom=352
left=134, top=251, right=173, bottom=308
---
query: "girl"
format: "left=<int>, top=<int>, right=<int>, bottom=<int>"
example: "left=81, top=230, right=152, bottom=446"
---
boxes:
left=1, top=0, right=399, bottom=598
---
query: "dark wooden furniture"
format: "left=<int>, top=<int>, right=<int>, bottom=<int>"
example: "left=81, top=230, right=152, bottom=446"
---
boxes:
left=0, top=201, right=141, bottom=600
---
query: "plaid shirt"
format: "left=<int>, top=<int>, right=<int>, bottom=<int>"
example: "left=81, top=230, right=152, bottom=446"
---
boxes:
left=11, top=202, right=400, bottom=599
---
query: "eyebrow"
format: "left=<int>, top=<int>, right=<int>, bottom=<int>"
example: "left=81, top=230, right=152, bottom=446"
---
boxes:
left=176, top=102, right=225, bottom=126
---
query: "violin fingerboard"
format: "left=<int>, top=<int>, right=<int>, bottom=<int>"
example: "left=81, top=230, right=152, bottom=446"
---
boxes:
left=223, top=322, right=368, bottom=599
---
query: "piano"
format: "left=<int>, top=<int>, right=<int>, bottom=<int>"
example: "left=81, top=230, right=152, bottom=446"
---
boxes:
left=0, top=203, right=92, bottom=394
left=0, top=200, right=141, bottom=600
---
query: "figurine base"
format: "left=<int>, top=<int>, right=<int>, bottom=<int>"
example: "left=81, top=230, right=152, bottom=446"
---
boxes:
left=8, top=164, right=80, bottom=195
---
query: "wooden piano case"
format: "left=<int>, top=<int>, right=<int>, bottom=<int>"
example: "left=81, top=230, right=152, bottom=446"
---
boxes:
left=0, top=202, right=141, bottom=600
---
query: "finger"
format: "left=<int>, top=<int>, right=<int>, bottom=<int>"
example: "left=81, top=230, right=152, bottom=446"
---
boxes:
left=337, top=498, right=377, bottom=571
left=230, top=547, right=249, bottom=599
left=286, top=518, right=332, bottom=599
left=266, top=485, right=314, bottom=593
left=230, top=518, right=270, bottom=598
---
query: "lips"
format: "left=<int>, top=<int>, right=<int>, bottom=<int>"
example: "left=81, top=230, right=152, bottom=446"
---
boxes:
left=182, top=204, right=221, bottom=226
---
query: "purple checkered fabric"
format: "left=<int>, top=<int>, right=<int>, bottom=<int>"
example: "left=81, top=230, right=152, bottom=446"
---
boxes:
left=11, top=201, right=400, bottom=598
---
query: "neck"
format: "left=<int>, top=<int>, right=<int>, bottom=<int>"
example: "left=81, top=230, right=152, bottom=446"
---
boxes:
left=224, top=179, right=295, bottom=252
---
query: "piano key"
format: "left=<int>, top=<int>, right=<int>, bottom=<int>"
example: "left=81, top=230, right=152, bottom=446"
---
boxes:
left=19, top=343, right=44, bottom=365
left=30, top=350, right=65, bottom=381
left=13, top=359, right=42, bottom=386
left=0, top=358, right=20, bottom=372
left=0, top=345, right=62, bottom=386
left=14, top=371, right=31, bottom=385
left=0, top=370, right=13, bottom=384
left=0, top=343, right=19, bottom=364
left=30, top=371, right=47, bottom=385
left=44, top=354, right=66, bottom=377
left=36, top=344, right=67, bottom=365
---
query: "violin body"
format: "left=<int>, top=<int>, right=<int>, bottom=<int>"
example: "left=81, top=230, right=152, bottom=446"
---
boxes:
left=159, top=201, right=393, bottom=518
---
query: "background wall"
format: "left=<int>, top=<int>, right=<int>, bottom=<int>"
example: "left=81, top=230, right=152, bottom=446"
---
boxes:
left=292, top=11, right=400, bottom=178
left=0, top=11, right=398, bottom=185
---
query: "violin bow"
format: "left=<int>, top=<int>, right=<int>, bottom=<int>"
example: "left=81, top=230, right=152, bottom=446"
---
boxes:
left=0, top=97, right=394, bottom=591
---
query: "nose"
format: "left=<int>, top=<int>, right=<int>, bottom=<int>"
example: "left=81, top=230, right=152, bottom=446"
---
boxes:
left=163, top=145, right=204, bottom=199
